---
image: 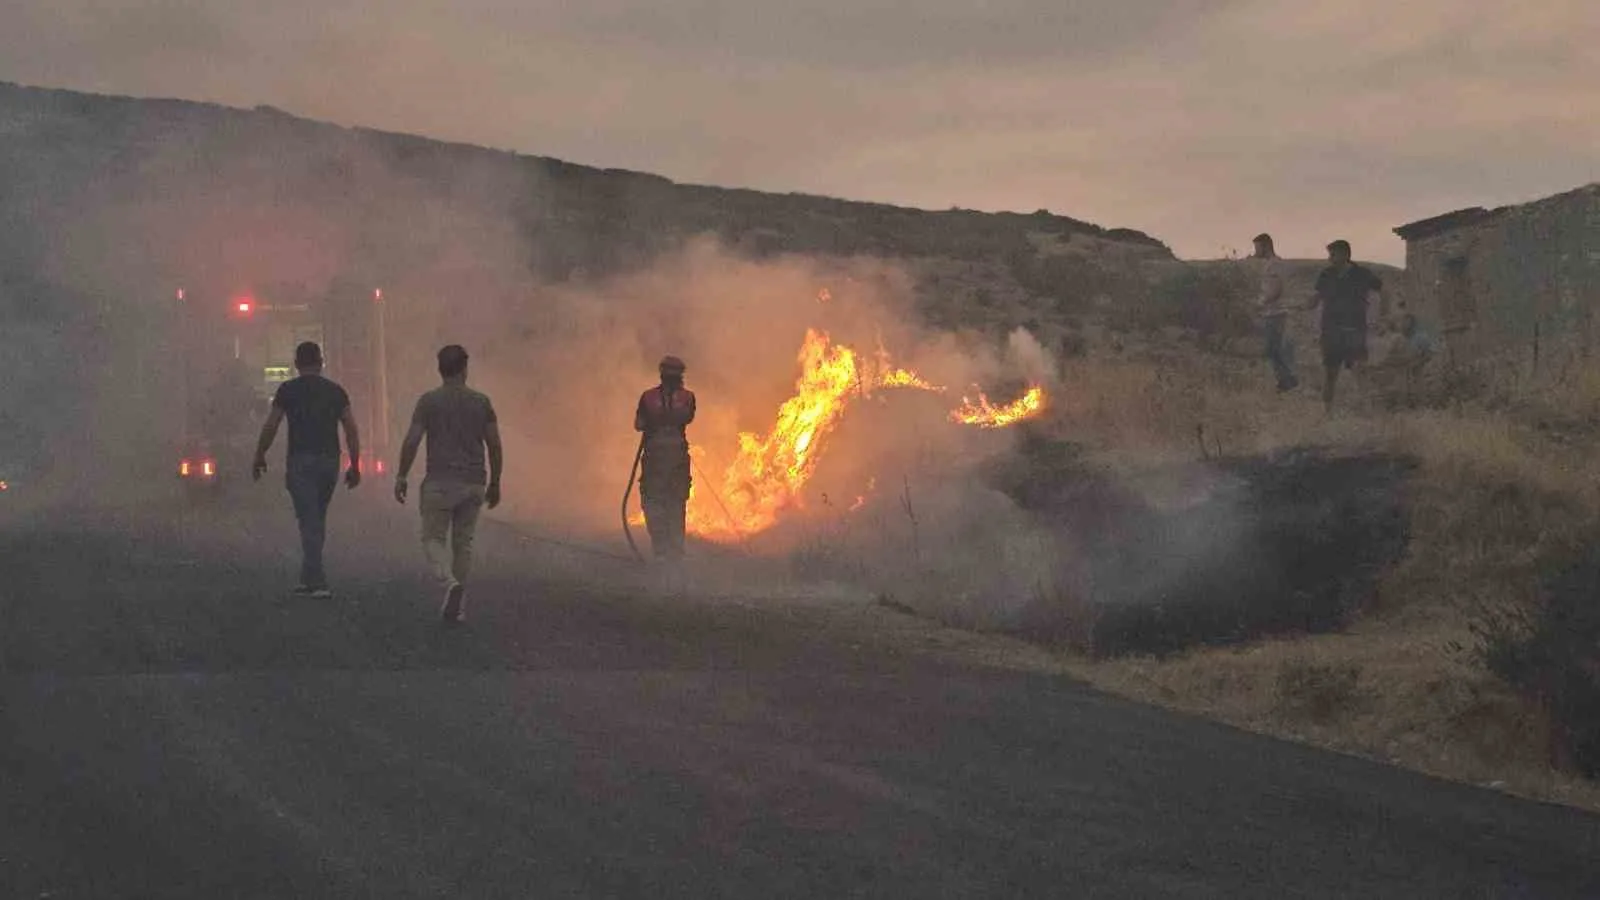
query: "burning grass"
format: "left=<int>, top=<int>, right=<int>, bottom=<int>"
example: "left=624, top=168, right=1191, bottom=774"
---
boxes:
left=676, top=327, right=1047, bottom=544
left=949, top=386, right=1046, bottom=428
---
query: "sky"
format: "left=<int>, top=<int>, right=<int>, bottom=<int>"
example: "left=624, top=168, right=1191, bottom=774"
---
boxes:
left=4, top=0, right=1596, bottom=265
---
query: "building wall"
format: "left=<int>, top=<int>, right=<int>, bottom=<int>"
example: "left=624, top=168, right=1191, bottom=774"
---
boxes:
left=1402, top=184, right=1600, bottom=365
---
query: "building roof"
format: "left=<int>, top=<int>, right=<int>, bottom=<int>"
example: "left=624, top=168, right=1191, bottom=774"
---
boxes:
left=1394, top=182, right=1600, bottom=243
left=1392, top=207, right=1498, bottom=242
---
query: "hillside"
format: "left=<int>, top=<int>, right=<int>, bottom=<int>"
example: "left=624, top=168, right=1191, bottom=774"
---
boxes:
left=0, top=80, right=1171, bottom=316
left=8, top=80, right=1428, bottom=372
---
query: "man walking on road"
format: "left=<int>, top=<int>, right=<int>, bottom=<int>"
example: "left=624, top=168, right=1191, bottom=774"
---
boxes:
left=395, top=345, right=502, bottom=625
left=1250, top=232, right=1298, bottom=392
left=252, top=341, right=362, bottom=598
left=1308, top=239, right=1389, bottom=414
left=634, top=355, right=696, bottom=562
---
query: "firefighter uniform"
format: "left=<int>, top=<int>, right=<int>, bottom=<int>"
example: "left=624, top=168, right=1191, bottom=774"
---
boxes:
left=635, top=357, right=696, bottom=560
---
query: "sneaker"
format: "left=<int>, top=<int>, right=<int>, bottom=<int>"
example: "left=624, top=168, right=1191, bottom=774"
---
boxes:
left=440, top=583, right=466, bottom=624
left=309, top=587, right=334, bottom=600
left=291, top=584, right=315, bottom=597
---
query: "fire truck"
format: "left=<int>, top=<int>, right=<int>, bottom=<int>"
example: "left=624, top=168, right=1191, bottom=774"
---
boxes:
left=174, top=281, right=394, bottom=492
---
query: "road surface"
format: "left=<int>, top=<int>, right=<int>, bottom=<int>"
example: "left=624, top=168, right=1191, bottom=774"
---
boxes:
left=2, top=486, right=1597, bottom=899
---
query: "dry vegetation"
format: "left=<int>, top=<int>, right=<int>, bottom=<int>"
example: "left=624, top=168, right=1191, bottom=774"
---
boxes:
left=805, top=310, right=1600, bottom=811
left=1039, top=337, right=1600, bottom=811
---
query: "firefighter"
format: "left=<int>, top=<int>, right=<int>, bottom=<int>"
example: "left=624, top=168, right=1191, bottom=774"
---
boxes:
left=634, top=355, right=696, bottom=560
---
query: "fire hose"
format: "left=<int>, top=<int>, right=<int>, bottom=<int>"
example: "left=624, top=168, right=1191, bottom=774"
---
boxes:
left=620, top=434, right=646, bottom=563
left=621, top=437, right=750, bottom=561
left=690, top=458, right=751, bottom=556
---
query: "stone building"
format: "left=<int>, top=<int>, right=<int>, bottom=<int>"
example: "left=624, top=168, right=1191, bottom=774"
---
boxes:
left=1392, top=183, right=1600, bottom=365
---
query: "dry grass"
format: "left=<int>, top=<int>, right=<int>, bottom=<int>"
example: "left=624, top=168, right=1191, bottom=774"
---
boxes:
left=1058, top=622, right=1600, bottom=813
left=1021, top=341, right=1600, bottom=811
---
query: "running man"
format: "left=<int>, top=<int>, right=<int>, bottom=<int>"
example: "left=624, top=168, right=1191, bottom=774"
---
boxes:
left=1308, top=239, right=1389, bottom=413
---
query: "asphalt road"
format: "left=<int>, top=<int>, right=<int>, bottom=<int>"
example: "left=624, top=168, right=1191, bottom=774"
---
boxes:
left=2, top=486, right=1598, bottom=899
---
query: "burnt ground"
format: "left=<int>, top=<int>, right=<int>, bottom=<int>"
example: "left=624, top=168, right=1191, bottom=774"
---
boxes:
left=991, top=434, right=1417, bottom=657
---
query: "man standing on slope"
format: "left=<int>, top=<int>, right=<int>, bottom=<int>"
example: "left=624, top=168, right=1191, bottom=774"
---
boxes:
left=394, top=344, right=503, bottom=625
left=1308, top=239, right=1391, bottom=414
left=1250, top=232, right=1298, bottom=392
left=252, top=341, right=363, bottom=598
left=634, top=355, right=696, bottom=561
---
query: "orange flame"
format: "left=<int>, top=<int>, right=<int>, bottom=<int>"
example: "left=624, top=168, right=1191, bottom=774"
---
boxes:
left=686, top=329, right=863, bottom=542
left=848, top=476, right=877, bottom=513
left=950, top=386, right=1047, bottom=429
left=630, top=329, right=1047, bottom=544
left=879, top=368, right=944, bottom=391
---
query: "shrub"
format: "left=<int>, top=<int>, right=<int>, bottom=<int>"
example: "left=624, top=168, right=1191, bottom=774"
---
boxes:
left=1115, top=263, right=1255, bottom=351
left=1010, top=254, right=1125, bottom=315
left=1472, top=549, right=1600, bottom=776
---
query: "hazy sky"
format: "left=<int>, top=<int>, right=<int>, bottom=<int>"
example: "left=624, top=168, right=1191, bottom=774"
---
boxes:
left=5, top=0, right=1596, bottom=264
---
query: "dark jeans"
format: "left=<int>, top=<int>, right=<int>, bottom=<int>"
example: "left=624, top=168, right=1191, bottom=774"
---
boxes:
left=1263, top=314, right=1298, bottom=388
left=285, top=454, right=340, bottom=587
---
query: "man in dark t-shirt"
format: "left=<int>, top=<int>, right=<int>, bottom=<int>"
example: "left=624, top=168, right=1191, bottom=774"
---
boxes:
left=252, top=341, right=363, bottom=597
left=1308, top=239, right=1390, bottom=413
left=395, top=344, right=502, bottom=625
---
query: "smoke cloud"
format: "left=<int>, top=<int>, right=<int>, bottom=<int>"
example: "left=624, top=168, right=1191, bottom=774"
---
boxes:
left=2, top=98, right=1059, bottom=593
left=4, top=93, right=1318, bottom=652
left=465, top=238, right=1044, bottom=539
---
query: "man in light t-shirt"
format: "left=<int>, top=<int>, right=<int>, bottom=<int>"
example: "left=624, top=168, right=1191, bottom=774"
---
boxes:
left=1251, top=232, right=1299, bottom=392
left=394, top=345, right=503, bottom=625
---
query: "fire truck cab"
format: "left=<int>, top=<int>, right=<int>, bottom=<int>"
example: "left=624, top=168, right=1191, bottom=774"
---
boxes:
left=173, top=282, right=393, bottom=490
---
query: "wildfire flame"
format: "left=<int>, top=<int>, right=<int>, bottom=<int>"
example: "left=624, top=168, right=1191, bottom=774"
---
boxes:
left=950, top=386, right=1047, bottom=429
left=849, top=477, right=876, bottom=513
left=879, top=368, right=944, bottom=391
left=632, top=328, right=1047, bottom=544
left=684, top=329, right=863, bottom=542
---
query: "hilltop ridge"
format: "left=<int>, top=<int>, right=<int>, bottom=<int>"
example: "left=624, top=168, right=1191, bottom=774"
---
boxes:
left=0, top=80, right=1171, bottom=294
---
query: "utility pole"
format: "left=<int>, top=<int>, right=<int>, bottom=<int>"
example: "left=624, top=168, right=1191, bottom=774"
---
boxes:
left=177, top=287, right=189, bottom=439
left=373, top=288, right=392, bottom=468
